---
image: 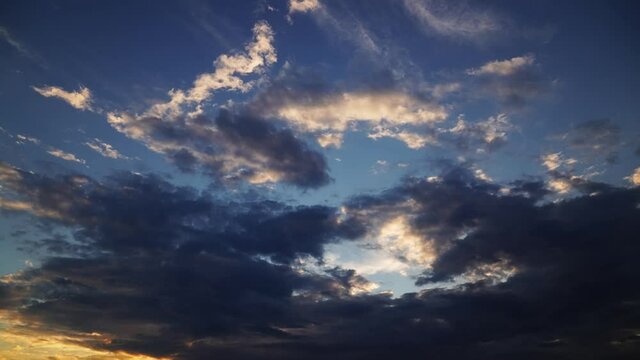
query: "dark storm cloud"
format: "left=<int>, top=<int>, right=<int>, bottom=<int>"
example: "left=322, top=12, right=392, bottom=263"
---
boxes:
left=1, top=162, right=640, bottom=359
left=0, top=162, right=349, bottom=259
left=307, top=164, right=640, bottom=359
left=0, top=162, right=364, bottom=356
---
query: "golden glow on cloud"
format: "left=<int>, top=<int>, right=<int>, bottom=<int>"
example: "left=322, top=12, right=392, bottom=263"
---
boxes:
left=275, top=92, right=447, bottom=132
left=377, top=215, right=435, bottom=267
left=0, top=164, right=22, bottom=183
left=459, top=258, right=518, bottom=284
left=627, top=167, right=640, bottom=186
left=325, top=211, right=435, bottom=278
left=548, top=178, right=572, bottom=194
left=0, top=313, right=166, bottom=360
left=32, top=86, right=92, bottom=111
left=0, top=198, right=63, bottom=220
left=541, top=152, right=577, bottom=172
left=272, top=91, right=447, bottom=148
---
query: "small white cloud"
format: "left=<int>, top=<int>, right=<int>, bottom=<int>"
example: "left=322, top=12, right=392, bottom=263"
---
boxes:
left=85, top=139, right=128, bottom=160
left=288, top=0, right=321, bottom=14
left=33, top=85, right=92, bottom=110
left=467, top=55, right=535, bottom=76
left=15, top=134, right=40, bottom=145
left=473, top=167, right=493, bottom=182
left=47, top=148, right=85, bottom=164
left=368, top=126, right=437, bottom=149
left=317, top=132, right=344, bottom=148
left=371, top=160, right=390, bottom=175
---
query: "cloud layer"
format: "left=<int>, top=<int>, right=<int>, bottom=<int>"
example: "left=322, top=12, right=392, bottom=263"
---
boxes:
left=1, top=162, right=639, bottom=359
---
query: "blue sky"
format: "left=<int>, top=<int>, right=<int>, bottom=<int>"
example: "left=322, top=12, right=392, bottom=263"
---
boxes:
left=0, top=1, right=639, bottom=359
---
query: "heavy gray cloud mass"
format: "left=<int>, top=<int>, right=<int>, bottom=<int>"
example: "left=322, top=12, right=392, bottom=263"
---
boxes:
left=1, top=162, right=639, bottom=359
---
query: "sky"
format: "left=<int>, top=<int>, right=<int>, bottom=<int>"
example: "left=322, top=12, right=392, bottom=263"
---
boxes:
left=0, top=0, right=639, bottom=359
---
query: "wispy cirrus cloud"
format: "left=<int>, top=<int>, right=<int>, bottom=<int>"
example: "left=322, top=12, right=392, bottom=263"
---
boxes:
left=403, top=0, right=503, bottom=43
left=0, top=26, right=46, bottom=66
left=0, top=27, right=30, bottom=57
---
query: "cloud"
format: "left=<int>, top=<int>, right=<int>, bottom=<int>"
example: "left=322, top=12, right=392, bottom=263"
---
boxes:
left=15, top=134, right=40, bottom=145
left=84, top=138, right=128, bottom=160
left=97, top=22, right=329, bottom=188
left=286, top=0, right=423, bottom=78
left=287, top=0, right=381, bottom=57
left=467, top=54, right=551, bottom=108
left=1, top=163, right=640, bottom=359
left=288, top=0, right=321, bottom=15
left=46, top=147, right=85, bottom=164
left=32, top=86, right=92, bottom=111
left=272, top=90, right=445, bottom=130
left=0, top=26, right=45, bottom=66
left=145, top=21, right=276, bottom=120
left=0, top=162, right=371, bottom=358
left=251, top=65, right=447, bottom=149
left=445, top=113, right=513, bottom=153
left=541, top=152, right=577, bottom=172
left=539, top=152, right=604, bottom=194
left=368, top=126, right=437, bottom=149
left=0, top=27, right=31, bottom=57
left=403, top=0, right=503, bottom=42
left=467, top=55, right=535, bottom=76
left=563, top=118, right=621, bottom=163
left=627, top=167, right=640, bottom=186
left=107, top=108, right=330, bottom=187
